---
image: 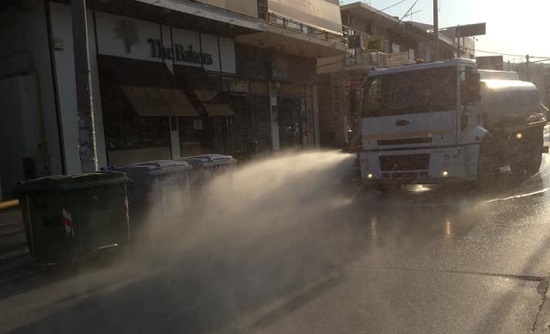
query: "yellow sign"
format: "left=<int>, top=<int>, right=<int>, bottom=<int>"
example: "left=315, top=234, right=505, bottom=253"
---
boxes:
left=365, top=38, right=383, bottom=52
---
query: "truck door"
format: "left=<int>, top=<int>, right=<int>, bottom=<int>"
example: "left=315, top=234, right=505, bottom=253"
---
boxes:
left=457, top=66, right=482, bottom=144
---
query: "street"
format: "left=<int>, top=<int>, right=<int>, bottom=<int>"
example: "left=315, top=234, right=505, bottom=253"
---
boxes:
left=2, top=0, right=550, bottom=333
left=3, top=150, right=550, bottom=333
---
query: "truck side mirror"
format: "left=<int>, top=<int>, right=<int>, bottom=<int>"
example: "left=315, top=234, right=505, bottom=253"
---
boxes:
left=461, top=72, right=481, bottom=105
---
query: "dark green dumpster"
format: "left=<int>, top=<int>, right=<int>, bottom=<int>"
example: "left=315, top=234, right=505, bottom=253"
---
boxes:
left=16, top=172, right=131, bottom=264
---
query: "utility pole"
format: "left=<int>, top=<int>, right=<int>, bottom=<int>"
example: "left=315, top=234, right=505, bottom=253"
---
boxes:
left=526, top=54, right=530, bottom=82
left=433, top=0, right=439, bottom=60
left=71, top=0, right=98, bottom=172
left=456, top=25, right=460, bottom=58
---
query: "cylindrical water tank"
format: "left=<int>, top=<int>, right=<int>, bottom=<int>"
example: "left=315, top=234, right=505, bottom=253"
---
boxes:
left=480, top=79, right=544, bottom=128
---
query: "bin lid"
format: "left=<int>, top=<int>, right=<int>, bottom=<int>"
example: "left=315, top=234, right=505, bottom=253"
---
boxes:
left=179, top=154, right=237, bottom=168
left=113, top=160, right=192, bottom=176
left=16, top=172, right=130, bottom=193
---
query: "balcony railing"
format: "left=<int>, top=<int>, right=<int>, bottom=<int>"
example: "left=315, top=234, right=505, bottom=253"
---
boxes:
left=267, top=12, right=345, bottom=45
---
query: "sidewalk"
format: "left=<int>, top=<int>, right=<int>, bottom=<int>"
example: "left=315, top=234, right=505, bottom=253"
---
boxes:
left=0, top=206, right=33, bottom=285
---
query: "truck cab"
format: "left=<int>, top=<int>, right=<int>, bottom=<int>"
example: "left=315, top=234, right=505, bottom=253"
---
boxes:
left=359, top=58, right=546, bottom=187
left=360, top=58, right=483, bottom=185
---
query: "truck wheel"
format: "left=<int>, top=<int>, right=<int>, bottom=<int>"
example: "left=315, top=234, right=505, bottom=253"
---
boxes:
left=525, top=151, right=542, bottom=174
left=511, top=150, right=542, bottom=177
left=511, top=128, right=543, bottom=177
left=478, top=141, right=498, bottom=186
left=526, top=128, right=544, bottom=174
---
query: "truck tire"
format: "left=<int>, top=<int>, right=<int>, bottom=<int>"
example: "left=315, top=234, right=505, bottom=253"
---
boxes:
left=510, top=153, right=541, bottom=177
left=525, top=144, right=543, bottom=175
left=511, top=149, right=542, bottom=177
left=510, top=127, right=543, bottom=177
left=478, top=140, right=498, bottom=186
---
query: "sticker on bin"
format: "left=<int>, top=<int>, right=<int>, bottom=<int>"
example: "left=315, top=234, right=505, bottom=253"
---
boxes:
left=62, top=208, right=75, bottom=238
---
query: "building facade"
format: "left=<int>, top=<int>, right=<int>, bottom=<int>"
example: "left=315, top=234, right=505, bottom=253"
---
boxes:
left=0, top=0, right=346, bottom=199
left=232, top=0, right=346, bottom=155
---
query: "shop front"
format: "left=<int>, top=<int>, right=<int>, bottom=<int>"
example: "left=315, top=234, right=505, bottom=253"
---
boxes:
left=47, top=2, right=241, bottom=169
left=233, top=45, right=319, bottom=156
left=277, top=84, right=316, bottom=150
left=97, top=55, right=199, bottom=166
left=93, top=10, right=238, bottom=165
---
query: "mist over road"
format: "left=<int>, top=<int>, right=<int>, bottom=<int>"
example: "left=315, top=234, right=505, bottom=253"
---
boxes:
left=3, top=151, right=550, bottom=333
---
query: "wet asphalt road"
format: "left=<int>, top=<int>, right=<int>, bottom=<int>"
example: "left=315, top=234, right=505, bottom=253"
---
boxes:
left=4, top=152, right=550, bottom=333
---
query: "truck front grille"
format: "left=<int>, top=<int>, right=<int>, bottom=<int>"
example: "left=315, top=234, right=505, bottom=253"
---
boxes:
left=382, top=171, right=430, bottom=179
left=379, top=154, right=430, bottom=171
left=377, top=137, right=432, bottom=146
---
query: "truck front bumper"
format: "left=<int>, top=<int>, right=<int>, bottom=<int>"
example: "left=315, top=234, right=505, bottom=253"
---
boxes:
left=360, top=145, right=480, bottom=185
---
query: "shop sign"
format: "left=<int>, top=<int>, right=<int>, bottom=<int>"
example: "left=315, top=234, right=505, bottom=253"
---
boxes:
left=365, top=38, right=383, bottom=52
left=476, top=55, right=503, bottom=70
left=229, top=81, right=249, bottom=93
left=148, top=38, right=213, bottom=65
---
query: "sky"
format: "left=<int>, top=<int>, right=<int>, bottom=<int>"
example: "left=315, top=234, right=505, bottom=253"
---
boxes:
left=341, top=0, right=550, bottom=63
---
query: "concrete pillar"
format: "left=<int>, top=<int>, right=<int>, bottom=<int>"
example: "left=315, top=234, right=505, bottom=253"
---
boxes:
left=169, top=117, right=181, bottom=160
left=71, top=0, right=98, bottom=172
left=268, top=81, right=280, bottom=151
left=312, top=85, right=320, bottom=148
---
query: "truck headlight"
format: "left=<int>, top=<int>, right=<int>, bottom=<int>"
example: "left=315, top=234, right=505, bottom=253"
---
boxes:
left=442, top=170, right=449, bottom=177
left=367, top=173, right=374, bottom=179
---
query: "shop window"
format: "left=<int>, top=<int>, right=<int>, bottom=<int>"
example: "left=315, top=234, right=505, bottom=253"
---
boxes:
left=104, top=113, right=170, bottom=150
left=193, top=119, right=203, bottom=130
left=178, top=117, right=202, bottom=143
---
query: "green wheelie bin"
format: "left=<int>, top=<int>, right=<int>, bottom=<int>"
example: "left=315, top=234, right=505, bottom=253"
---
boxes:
left=16, top=172, right=131, bottom=264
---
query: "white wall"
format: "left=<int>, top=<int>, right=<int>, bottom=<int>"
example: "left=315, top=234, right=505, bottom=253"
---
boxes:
left=0, top=9, right=25, bottom=58
left=0, top=77, right=25, bottom=198
left=49, top=2, right=82, bottom=173
left=21, top=3, right=62, bottom=176
left=0, top=1, right=67, bottom=196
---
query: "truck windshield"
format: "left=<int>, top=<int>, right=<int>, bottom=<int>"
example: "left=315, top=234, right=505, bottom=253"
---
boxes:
left=363, top=66, right=457, bottom=117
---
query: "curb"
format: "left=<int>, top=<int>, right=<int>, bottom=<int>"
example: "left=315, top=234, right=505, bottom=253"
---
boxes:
left=0, top=200, right=19, bottom=211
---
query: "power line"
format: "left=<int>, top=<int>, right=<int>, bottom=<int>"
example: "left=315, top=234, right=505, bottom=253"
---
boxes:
left=475, top=49, right=550, bottom=60
left=473, top=49, right=523, bottom=57
left=351, top=0, right=410, bottom=19
left=380, top=0, right=409, bottom=12
left=400, top=0, right=419, bottom=20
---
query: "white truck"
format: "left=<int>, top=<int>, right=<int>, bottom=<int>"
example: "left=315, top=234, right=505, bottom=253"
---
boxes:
left=359, top=58, right=548, bottom=187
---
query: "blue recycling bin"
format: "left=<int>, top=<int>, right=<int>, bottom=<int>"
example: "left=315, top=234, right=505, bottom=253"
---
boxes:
left=178, top=154, right=237, bottom=191
left=110, top=160, right=192, bottom=234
